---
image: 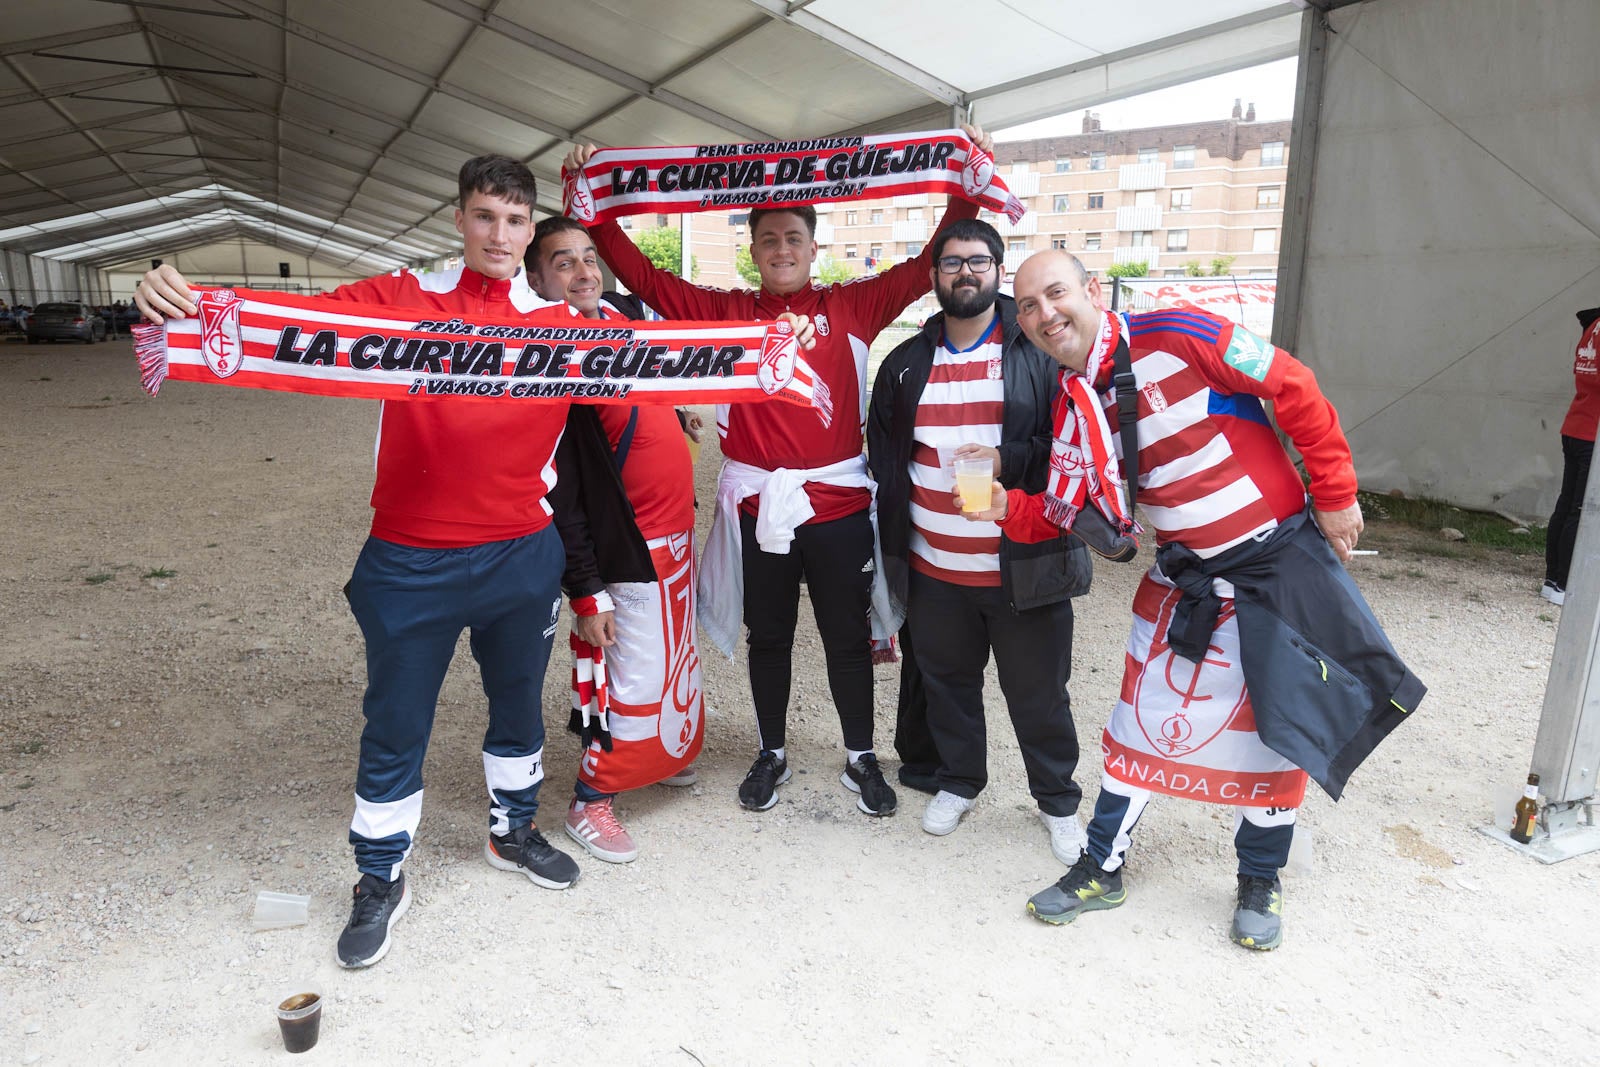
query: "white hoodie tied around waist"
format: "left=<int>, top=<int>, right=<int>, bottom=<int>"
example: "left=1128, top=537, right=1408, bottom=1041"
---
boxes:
left=697, top=456, right=899, bottom=658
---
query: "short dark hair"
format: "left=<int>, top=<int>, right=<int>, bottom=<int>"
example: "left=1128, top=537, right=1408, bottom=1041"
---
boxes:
left=748, top=204, right=817, bottom=239
left=526, top=215, right=589, bottom=269
left=930, top=218, right=1003, bottom=265
left=458, top=154, right=537, bottom=209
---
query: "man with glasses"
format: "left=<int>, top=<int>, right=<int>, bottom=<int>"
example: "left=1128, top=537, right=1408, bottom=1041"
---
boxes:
left=867, top=219, right=1092, bottom=861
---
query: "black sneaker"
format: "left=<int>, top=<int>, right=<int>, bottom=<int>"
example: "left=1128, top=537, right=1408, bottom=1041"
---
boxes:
left=1229, top=874, right=1284, bottom=951
left=336, top=871, right=411, bottom=969
left=484, top=824, right=579, bottom=890
left=1026, top=852, right=1126, bottom=925
left=841, top=753, right=897, bottom=816
left=737, top=750, right=791, bottom=811
left=896, top=764, right=940, bottom=796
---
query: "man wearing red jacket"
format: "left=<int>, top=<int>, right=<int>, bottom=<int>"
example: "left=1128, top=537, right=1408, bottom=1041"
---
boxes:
left=135, top=156, right=583, bottom=971
left=563, top=128, right=989, bottom=817
left=966, top=250, right=1367, bottom=952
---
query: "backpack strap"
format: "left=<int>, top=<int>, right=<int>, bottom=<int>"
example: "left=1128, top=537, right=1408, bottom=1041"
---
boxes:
left=611, top=407, right=641, bottom=471
left=1110, top=327, right=1138, bottom=510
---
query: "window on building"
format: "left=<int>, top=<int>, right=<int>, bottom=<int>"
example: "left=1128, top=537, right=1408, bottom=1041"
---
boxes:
left=1089, top=151, right=1106, bottom=171
left=1166, top=229, right=1189, bottom=252
left=619, top=217, right=633, bottom=230
left=908, top=207, right=924, bottom=221
left=1054, top=158, right=1071, bottom=173
left=1135, top=190, right=1156, bottom=208
left=1084, top=233, right=1102, bottom=251
left=1253, top=228, right=1276, bottom=252
left=1087, top=192, right=1104, bottom=210
left=1051, top=236, right=1068, bottom=250
left=870, top=209, right=884, bottom=225
left=1261, top=141, right=1284, bottom=166
left=1173, top=145, right=1195, bottom=169
left=1008, top=238, right=1027, bottom=253
left=845, top=210, right=857, bottom=225
left=870, top=245, right=883, bottom=260
left=906, top=241, right=923, bottom=256
left=1131, top=231, right=1154, bottom=247
left=1163, top=268, right=1187, bottom=278
left=656, top=214, right=670, bottom=228
left=1053, top=194, right=1069, bottom=213
left=845, top=245, right=857, bottom=259
left=1170, top=188, right=1193, bottom=211
left=1257, top=186, right=1282, bottom=208
left=1138, top=147, right=1158, bottom=164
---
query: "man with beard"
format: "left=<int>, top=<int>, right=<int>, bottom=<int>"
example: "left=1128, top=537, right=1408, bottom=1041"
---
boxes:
left=866, top=219, right=1093, bottom=861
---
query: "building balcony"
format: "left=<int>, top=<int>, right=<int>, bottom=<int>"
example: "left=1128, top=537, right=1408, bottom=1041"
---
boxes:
left=1003, top=248, right=1028, bottom=272
left=891, top=220, right=927, bottom=243
left=1006, top=172, right=1039, bottom=198
left=1118, top=162, right=1165, bottom=190
left=814, top=222, right=835, bottom=245
left=1113, top=247, right=1160, bottom=270
left=1116, top=205, right=1163, bottom=231
left=995, top=215, right=1037, bottom=237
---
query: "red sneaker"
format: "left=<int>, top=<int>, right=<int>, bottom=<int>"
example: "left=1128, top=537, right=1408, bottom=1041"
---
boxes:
left=563, top=797, right=638, bottom=863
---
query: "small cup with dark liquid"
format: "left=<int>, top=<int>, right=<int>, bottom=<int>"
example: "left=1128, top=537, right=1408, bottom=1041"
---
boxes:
left=275, top=992, right=322, bottom=1053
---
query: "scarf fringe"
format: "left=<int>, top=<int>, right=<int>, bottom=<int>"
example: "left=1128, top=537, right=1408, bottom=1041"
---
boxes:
left=133, top=322, right=168, bottom=396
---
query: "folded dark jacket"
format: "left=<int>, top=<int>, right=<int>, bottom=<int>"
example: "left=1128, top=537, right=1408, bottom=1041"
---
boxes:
left=1156, top=506, right=1426, bottom=800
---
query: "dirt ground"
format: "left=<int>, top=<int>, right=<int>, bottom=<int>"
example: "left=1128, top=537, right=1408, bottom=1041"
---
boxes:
left=1, top=339, right=1596, bottom=1065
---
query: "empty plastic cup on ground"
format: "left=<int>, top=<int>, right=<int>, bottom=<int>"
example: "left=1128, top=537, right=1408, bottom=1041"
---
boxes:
left=953, top=458, right=994, bottom=513
left=276, top=992, right=322, bottom=1053
left=253, top=890, right=310, bottom=930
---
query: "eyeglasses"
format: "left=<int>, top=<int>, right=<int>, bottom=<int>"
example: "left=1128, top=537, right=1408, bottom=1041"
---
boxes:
left=936, top=254, right=996, bottom=274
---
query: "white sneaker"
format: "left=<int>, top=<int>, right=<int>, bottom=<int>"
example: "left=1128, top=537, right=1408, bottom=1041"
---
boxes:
left=1040, top=811, right=1087, bottom=865
left=922, top=790, right=975, bottom=836
left=659, top=762, right=699, bottom=787
left=1541, top=581, right=1566, bottom=606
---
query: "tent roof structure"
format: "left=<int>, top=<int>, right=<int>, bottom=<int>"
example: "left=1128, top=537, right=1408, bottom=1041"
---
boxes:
left=1, top=0, right=1316, bottom=276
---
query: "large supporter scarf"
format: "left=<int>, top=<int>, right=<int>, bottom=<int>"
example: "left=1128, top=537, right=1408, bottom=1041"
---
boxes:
left=132, top=285, right=828, bottom=420
left=563, top=128, right=1026, bottom=224
left=1044, top=308, right=1138, bottom=536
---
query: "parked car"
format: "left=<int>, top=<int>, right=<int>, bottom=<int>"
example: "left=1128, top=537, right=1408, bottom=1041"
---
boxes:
left=26, top=302, right=107, bottom=344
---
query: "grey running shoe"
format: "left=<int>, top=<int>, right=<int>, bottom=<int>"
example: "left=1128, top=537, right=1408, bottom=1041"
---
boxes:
left=1230, top=874, right=1284, bottom=950
left=336, top=871, right=411, bottom=969
left=1027, top=852, right=1126, bottom=925
left=738, top=750, right=791, bottom=811
left=485, top=824, right=579, bottom=889
left=841, top=753, right=897, bottom=816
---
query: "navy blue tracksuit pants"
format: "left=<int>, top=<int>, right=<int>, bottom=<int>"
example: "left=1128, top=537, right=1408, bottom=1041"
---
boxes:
left=343, top=527, right=563, bottom=881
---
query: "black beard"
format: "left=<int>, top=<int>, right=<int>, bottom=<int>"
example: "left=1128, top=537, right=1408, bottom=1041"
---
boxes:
left=936, top=278, right=998, bottom=319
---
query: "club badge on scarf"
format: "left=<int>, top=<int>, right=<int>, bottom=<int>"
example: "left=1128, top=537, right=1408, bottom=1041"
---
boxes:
left=1044, top=309, right=1139, bottom=539
left=133, top=286, right=827, bottom=421
left=564, top=129, right=1027, bottom=224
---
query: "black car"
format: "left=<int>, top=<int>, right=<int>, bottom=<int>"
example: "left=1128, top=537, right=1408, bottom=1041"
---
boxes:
left=27, top=302, right=108, bottom=344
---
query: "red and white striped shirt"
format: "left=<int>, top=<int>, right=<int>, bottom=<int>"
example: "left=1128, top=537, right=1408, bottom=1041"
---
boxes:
left=910, top=321, right=1004, bottom=586
left=1003, top=309, right=1355, bottom=558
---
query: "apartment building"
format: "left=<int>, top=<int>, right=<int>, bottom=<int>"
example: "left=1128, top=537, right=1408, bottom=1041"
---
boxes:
left=624, top=102, right=1289, bottom=295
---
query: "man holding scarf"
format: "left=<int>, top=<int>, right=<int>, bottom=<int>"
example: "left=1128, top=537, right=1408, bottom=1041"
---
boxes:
left=135, top=156, right=589, bottom=970
left=561, top=126, right=991, bottom=818
left=866, top=218, right=1092, bottom=859
left=528, top=216, right=704, bottom=863
left=962, top=250, right=1423, bottom=951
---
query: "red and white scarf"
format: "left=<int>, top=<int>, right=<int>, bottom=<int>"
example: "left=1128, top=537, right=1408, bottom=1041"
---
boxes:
left=563, top=128, right=1026, bottom=224
left=1044, top=309, right=1138, bottom=535
left=569, top=627, right=611, bottom=752
left=132, top=285, right=828, bottom=423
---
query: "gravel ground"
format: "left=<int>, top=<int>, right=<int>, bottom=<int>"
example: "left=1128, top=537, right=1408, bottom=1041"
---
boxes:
left=1, top=339, right=1596, bottom=1065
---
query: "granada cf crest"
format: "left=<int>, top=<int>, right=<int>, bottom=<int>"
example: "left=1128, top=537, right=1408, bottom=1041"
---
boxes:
left=813, top=313, right=830, bottom=338
left=198, top=288, right=244, bottom=378
left=564, top=169, right=595, bottom=223
left=961, top=144, right=996, bottom=201
left=756, top=319, right=797, bottom=396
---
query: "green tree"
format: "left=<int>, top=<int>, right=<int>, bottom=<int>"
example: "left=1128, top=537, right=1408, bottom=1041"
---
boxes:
left=1104, top=261, right=1150, bottom=279
left=734, top=245, right=762, bottom=287
left=635, top=226, right=698, bottom=280
left=1208, top=255, right=1236, bottom=276
left=1182, top=259, right=1206, bottom=277
left=816, top=255, right=857, bottom=284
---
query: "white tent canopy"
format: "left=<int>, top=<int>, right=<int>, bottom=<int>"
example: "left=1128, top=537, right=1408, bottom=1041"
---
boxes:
left=1, top=0, right=1306, bottom=283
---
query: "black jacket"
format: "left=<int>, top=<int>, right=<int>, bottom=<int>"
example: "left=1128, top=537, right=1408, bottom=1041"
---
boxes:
left=866, top=296, right=1092, bottom=615
left=549, top=406, right=655, bottom=599
left=1157, top=506, right=1427, bottom=801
